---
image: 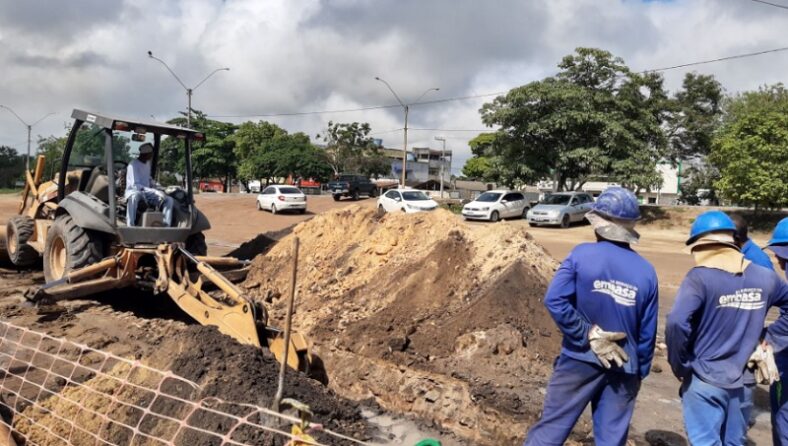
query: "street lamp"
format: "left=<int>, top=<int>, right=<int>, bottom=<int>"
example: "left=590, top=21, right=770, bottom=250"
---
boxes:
left=147, top=51, right=229, bottom=128
left=434, top=136, right=449, bottom=198
left=375, top=77, right=439, bottom=187
left=0, top=105, right=54, bottom=171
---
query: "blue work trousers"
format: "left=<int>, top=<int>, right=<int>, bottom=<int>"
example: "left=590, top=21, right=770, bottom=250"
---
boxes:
left=126, top=189, right=173, bottom=226
left=771, top=352, right=788, bottom=446
left=523, top=354, right=641, bottom=446
left=681, top=375, right=745, bottom=446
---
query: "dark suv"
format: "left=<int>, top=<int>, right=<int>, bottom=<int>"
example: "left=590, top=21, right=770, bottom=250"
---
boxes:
left=327, top=174, right=377, bottom=201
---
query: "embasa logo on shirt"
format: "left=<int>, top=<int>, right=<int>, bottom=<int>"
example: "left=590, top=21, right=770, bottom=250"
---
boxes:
left=592, top=280, right=638, bottom=307
left=717, top=288, right=764, bottom=310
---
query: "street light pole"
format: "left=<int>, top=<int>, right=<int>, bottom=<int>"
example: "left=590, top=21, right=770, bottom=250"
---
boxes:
left=375, top=77, right=439, bottom=187
left=434, top=136, right=446, bottom=198
left=0, top=105, right=54, bottom=171
left=147, top=51, right=229, bottom=128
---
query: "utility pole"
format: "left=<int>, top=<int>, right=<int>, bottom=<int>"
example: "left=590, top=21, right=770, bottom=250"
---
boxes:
left=0, top=105, right=54, bottom=171
left=375, top=77, right=439, bottom=187
left=147, top=51, right=229, bottom=128
left=434, top=136, right=447, bottom=198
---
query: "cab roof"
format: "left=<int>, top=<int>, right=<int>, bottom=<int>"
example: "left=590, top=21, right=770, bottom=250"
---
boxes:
left=71, top=109, right=203, bottom=140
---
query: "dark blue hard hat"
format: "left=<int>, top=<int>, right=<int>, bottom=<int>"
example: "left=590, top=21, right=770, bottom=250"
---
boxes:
left=590, top=187, right=641, bottom=221
left=686, top=210, right=736, bottom=245
left=767, top=217, right=788, bottom=259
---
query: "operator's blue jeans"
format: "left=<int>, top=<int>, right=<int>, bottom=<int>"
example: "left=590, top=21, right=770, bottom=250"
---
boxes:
left=523, top=354, right=641, bottom=446
left=681, top=374, right=745, bottom=446
left=125, top=189, right=173, bottom=226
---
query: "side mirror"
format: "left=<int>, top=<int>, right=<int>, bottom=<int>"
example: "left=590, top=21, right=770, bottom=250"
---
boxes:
left=501, top=199, right=508, bottom=203
left=395, top=197, right=402, bottom=202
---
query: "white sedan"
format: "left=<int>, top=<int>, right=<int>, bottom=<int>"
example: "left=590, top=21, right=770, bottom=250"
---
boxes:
left=256, top=185, right=307, bottom=214
left=377, top=188, right=438, bottom=214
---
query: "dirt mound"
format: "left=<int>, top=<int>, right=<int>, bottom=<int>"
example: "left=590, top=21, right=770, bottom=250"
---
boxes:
left=242, top=206, right=562, bottom=445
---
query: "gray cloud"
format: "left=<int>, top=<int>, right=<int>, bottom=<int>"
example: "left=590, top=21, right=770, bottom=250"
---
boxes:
left=1, top=0, right=788, bottom=172
left=10, top=50, right=114, bottom=69
left=0, top=0, right=122, bottom=41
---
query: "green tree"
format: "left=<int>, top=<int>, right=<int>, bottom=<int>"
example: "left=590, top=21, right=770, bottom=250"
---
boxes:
left=479, top=48, right=668, bottom=192
left=318, top=121, right=389, bottom=177
left=710, top=84, right=788, bottom=208
left=0, top=146, right=24, bottom=188
left=161, top=111, right=238, bottom=189
left=234, top=121, right=332, bottom=184
left=234, top=120, right=289, bottom=184
left=461, top=156, right=492, bottom=180
left=36, top=135, right=67, bottom=180
left=667, top=73, right=724, bottom=160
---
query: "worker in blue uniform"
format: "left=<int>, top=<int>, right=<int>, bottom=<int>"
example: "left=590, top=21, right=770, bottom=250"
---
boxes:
left=523, top=187, right=658, bottom=446
left=729, top=213, right=774, bottom=433
left=666, top=211, right=788, bottom=445
left=767, top=217, right=788, bottom=445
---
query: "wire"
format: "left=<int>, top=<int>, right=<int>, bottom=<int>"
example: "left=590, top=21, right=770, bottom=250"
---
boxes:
left=408, top=128, right=494, bottom=132
left=750, top=0, right=788, bottom=10
left=640, top=46, right=788, bottom=73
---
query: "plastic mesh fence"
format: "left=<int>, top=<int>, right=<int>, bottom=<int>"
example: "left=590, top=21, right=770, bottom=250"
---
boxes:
left=0, top=320, right=363, bottom=446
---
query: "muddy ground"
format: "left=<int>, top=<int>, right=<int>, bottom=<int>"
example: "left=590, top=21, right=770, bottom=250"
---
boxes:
left=0, top=192, right=784, bottom=445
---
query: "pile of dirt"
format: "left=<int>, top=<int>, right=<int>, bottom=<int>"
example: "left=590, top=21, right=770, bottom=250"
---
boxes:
left=242, top=206, right=563, bottom=445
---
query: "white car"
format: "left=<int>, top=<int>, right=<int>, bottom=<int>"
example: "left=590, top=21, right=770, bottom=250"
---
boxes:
left=462, top=190, right=530, bottom=222
left=256, top=185, right=307, bottom=214
left=377, top=188, right=438, bottom=214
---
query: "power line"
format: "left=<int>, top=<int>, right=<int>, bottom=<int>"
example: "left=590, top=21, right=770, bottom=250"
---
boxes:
left=202, top=45, right=788, bottom=120
left=409, top=128, right=494, bottom=132
left=641, top=46, right=788, bottom=73
left=750, top=0, right=788, bottom=10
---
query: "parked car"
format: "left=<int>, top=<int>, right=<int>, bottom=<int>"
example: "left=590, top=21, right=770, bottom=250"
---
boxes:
left=461, top=190, right=530, bottom=222
left=526, top=192, right=594, bottom=228
left=377, top=188, right=438, bottom=214
left=256, top=185, right=307, bottom=214
left=327, top=174, right=377, bottom=201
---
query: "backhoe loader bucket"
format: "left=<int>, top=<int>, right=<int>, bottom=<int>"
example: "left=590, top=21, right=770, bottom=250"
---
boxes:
left=26, top=244, right=312, bottom=373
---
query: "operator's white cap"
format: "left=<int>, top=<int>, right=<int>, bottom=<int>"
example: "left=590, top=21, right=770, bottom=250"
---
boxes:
left=139, top=143, right=153, bottom=154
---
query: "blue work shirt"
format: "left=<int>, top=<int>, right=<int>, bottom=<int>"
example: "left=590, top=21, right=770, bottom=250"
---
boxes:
left=666, top=263, right=788, bottom=389
left=544, top=241, right=659, bottom=377
left=742, top=239, right=774, bottom=271
left=741, top=239, right=775, bottom=385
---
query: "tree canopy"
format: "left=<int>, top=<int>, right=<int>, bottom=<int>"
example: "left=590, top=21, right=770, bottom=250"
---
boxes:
left=476, top=47, right=723, bottom=193
left=319, top=121, right=390, bottom=177
left=710, top=84, right=788, bottom=208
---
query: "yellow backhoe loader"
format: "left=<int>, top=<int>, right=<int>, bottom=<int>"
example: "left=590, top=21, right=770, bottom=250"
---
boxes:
left=5, top=110, right=310, bottom=372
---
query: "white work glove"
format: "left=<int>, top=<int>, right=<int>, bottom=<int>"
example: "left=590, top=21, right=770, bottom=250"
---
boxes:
left=748, top=342, right=780, bottom=385
left=588, top=325, right=629, bottom=369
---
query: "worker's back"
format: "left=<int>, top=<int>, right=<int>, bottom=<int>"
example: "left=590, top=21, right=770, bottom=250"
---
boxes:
left=667, top=262, right=788, bottom=388
left=546, top=240, right=658, bottom=377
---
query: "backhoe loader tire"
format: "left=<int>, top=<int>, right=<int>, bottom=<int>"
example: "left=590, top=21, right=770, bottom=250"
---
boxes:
left=44, top=214, right=104, bottom=283
left=186, top=232, right=208, bottom=256
left=7, top=216, right=37, bottom=267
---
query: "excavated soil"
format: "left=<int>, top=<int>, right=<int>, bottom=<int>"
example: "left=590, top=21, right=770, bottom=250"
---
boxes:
left=243, top=206, right=563, bottom=445
left=0, top=301, right=372, bottom=446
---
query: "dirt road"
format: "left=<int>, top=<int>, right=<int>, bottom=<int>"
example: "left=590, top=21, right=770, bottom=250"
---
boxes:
left=0, top=191, right=778, bottom=444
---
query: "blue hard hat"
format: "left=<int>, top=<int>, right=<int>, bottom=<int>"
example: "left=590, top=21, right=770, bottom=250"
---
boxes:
left=686, top=210, right=736, bottom=245
left=590, top=186, right=640, bottom=221
left=766, top=217, right=788, bottom=259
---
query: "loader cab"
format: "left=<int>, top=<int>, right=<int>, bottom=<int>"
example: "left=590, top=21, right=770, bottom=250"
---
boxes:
left=56, top=110, right=210, bottom=246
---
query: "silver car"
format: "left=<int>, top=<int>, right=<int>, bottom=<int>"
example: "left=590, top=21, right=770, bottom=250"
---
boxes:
left=526, top=192, right=594, bottom=228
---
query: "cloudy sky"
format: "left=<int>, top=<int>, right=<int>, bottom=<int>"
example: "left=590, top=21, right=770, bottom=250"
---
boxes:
left=1, top=0, right=787, bottom=174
